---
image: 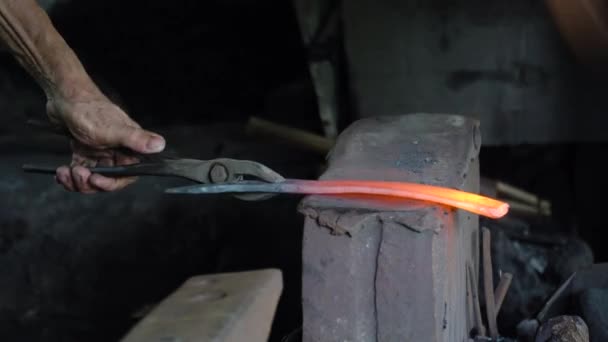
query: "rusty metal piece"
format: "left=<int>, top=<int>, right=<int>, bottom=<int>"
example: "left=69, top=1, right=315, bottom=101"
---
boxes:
left=537, top=273, right=576, bottom=324
left=482, top=227, right=499, bottom=339
left=494, top=272, right=513, bottom=315
left=468, top=262, right=487, bottom=337
left=121, top=269, right=283, bottom=342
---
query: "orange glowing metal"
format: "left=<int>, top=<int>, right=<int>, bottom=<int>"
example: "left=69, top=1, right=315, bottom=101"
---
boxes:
left=167, top=179, right=509, bottom=219
left=281, top=180, right=508, bottom=219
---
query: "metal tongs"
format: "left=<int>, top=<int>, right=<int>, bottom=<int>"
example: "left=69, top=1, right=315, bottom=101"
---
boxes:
left=21, top=121, right=510, bottom=219
left=22, top=120, right=285, bottom=200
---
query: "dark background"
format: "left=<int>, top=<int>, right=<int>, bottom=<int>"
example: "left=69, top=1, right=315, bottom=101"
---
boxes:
left=52, top=0, right=319, bottom=130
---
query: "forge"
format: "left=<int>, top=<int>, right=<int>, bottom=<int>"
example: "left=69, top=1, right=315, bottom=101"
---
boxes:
left=299, top=113, right=482, bottom=341
left=2, top=1, right=607, bottom=340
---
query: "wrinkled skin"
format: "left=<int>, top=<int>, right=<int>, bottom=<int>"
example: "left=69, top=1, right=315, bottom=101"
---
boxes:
left=48, top=93, right=165, bottom=193
left=0, top=0, right=166, bottom=193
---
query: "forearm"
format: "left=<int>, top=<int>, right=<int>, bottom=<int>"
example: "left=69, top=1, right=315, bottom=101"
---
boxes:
left=0, top=0, right=100, bottom=100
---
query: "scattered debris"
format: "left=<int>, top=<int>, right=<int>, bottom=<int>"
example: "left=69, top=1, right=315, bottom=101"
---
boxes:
left=481, top=217, right=593, bottom=335
left=512, top=264, right=608, bottom=342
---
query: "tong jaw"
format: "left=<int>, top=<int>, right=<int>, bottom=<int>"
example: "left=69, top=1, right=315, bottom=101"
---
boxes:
left=208, top=158, right=284, bottom=201
left=167, top=158, right=284, bottom=201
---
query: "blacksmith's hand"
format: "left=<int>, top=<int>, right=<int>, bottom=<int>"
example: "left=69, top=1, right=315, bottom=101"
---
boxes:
left=48, top=93, right=165, bottom=193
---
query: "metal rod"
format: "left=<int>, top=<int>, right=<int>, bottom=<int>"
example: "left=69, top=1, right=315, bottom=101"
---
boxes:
left=494, top=272, right=513, bottom=316
left=165, top=179, right=510, bottom=219
left=496, top=181, right=539, bottom=206
left=245, top=116, right=334, bottom=155
left=22, top=163, right=176, bottom=178
left=466, top=268, right=474, bottom=332
left=22, top=164, right=57, bottom=174
left=467, top=262, right=486, bottom=337
left=482, top=227, right=499, bottom=339
left=536, top=273, right=576, bottom=323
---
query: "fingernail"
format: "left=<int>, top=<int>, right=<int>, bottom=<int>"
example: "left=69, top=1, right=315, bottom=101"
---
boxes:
left=146, top=136, right=165, bottom=152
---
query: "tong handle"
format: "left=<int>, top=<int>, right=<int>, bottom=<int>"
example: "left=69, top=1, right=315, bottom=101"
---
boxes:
left=22, top=163, right=177, bottom=179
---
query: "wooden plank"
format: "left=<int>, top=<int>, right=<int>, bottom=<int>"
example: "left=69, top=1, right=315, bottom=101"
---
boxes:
left=121, top=269, right=282, bottom=342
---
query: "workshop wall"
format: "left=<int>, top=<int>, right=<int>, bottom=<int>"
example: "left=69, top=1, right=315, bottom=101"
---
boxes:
left=343, top=0, right=608, bottom=145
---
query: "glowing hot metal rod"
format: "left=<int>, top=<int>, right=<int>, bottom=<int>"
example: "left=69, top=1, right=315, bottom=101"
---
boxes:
left=166, top=179, right=509, bottom=219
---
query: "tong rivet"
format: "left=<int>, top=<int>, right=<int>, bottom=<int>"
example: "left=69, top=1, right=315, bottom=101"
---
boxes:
left=209, top=164, right=229, bottom=183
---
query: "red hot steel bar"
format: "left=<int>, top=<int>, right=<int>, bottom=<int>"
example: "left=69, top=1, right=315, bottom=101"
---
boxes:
left=167, top=179, right=509, bottom=219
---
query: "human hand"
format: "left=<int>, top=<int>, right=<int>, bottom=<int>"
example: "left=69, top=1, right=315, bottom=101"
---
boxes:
left=47, top=92, right=166, bottom=193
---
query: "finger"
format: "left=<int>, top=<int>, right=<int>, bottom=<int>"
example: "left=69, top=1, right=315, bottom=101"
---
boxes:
left=71, top=166, right=98, bottom=193
left=116, top=153, right=139, bottom=166
left=111, top=125, right=166, bottom=154
left=71, top=153, right=99, bottom=169
left=97, top=157, right=115, bottom=167
left=89, top=173, right=137, bottom=192
left=56, top=166, right=75, bottom=192
left=71, top=140, right=113, bottom=159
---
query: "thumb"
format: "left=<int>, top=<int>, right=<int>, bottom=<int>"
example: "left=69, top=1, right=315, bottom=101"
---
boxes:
left=111, top=125, right=166, bottom=154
